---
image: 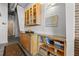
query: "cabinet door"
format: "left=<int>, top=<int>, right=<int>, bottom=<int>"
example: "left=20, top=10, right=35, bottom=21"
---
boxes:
left=20, top=33, right=30, bottom=52
left=29, top=8, right=33, bottom=24
left=24, top=12, right=27, bottom=26
left=26, top=9, right=30, bottom=25
left=36, top=3, right=41, bottom=24
left=32, top=3, right=41, bottom=24
left=31, top=34, right=38, bottom=55
left=25, top=3, right=41, bottom=25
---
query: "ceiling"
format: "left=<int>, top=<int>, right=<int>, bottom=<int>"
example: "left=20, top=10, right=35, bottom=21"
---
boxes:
left=9, top=3, right=17, bottom=12
left=8, top=3, right=30, bottom=12
left=8, top=3, right=30, bottom=15
left=18, top=3, right=30, bottom=8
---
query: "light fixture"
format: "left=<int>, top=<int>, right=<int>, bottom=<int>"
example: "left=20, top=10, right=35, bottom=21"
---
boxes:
left=50, top=3, right=56, bottom=6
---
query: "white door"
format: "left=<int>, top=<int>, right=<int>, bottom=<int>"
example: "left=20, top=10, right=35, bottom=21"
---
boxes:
left=0, top=4, right=8, bottom=44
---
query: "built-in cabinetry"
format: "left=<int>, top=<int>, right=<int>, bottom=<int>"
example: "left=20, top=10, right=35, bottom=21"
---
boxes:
left=20, top=32, right=38, bottom=55
left=30, top=34, right=38, bottom=55
left=25, top=3, right=41, bottom=26
left=20, top=32, right=30, bottom=52
left=20, top=32, right=66, bottom=56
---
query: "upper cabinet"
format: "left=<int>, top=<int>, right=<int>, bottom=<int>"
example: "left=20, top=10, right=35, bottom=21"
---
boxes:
left=25, top=3, right=41, bottom=26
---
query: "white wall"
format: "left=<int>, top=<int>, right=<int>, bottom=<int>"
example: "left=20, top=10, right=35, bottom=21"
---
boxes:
left=66, top=3, right=75, bottom=56
left=0, top=4, right=8, bottom=44
left=14, top=12, right=19, bottom=37
left=17, top=5, right=25, bottom=33
left=44, top=3, right=66, bottom=36
left=25, top=3, right=66, bottom=36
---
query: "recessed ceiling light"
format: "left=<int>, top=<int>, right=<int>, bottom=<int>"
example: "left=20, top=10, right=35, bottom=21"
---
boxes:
left=50, top=3, right=56, bottom=6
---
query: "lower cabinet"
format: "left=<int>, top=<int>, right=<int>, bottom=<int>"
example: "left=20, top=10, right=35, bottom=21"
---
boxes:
left=30, top=34, right=38, bottom=55
left=20, top=33, right=30, bottom=52
left=20, top=32, right=38, bottom=55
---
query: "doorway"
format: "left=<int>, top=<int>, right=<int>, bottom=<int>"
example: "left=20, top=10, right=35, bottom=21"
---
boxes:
left=8, top=15, right=14, bottom=37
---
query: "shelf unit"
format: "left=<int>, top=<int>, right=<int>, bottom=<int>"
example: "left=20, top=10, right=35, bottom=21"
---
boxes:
left=38, top=35, right=65, bottom=56
left=25, top=3, right=41, bottom=26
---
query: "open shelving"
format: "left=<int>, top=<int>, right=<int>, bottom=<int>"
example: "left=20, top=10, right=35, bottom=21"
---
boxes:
left=38, top=34, right=66, bottom=56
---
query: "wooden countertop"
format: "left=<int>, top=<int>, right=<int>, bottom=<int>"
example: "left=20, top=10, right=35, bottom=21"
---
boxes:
left=37, top=33, right=66, bottom=42
left=20, top=32, right=66, bottom=42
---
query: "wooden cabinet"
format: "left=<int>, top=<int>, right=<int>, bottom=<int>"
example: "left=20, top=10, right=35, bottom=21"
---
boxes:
left=32, top=3, right=41, bottom=25
left=20, top=32, right=38, bottom=55
left=30, top=34, right=38, bottom=55
left=25, top=3, right=41, bottom=26
left=20, top=32, right=30, bottom=52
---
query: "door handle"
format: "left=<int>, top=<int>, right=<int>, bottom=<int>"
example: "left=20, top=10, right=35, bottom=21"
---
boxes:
left=2, top=22, right=6, bottom=25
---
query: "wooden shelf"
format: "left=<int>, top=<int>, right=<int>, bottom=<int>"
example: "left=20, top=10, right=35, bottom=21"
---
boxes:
left=47, top=44, right=55, bottom=49
left=39, top=43, right=64, bottom=56
left=56, top=50, right=64, bottom=56
left=47, top=44, right=64, bottom=52
left=40, top=44, right=47, bottom=50
left=48, top=35, right=65, bottom=42
left=57, top=48, right=64, bottom=53
left=47, top=47, right=55, bottom=55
